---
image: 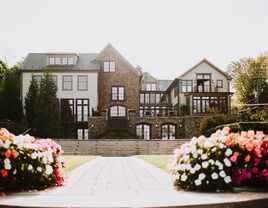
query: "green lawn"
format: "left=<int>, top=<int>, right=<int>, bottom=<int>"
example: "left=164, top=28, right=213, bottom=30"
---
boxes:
left=61, top=155, right=98, bottom=173
left=135, top=155, right=172, bottom=171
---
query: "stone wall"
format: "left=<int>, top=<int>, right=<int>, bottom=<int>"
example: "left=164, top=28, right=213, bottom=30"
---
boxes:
left=96, top=45, right=140, bottom=114
left=88, top=116, right=203, bottom=139
left=55, top=139, right=190, bottom=156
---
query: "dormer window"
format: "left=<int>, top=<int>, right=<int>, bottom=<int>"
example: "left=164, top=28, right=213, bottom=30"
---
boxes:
left=55, top=57, right=61, bottom=65
left=49, top=58, right=55, bottom=65
left=104, top=61, right=115, bottom=72
left=146, top=83, right=156, bottom=91
left=68, top=57, right=74, bottom=65
left=63, top=57, right=67, bottom=65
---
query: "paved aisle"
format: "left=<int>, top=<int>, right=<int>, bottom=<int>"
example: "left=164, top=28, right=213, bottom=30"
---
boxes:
left=0, top=157, right=268, bottom=208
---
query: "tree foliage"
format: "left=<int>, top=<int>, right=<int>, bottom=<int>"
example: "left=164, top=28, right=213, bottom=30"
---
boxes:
left=0, top=63, right=22, bottom=123
left=25, top=76, right=39, bottom=127
left=33, top=72, right=62, bottom=138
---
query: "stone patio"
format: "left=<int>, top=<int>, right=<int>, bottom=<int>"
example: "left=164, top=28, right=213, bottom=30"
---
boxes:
left=0, top=157, right=268, bottom=208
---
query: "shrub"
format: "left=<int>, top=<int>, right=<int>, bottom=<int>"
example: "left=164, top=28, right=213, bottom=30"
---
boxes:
left=169, top=127, right=268, bottom=191
left=214, top=122, right=268, bottom=134
left=0, top=128, right=67, bottom=191
left=199, top=114, right=238, bottom=136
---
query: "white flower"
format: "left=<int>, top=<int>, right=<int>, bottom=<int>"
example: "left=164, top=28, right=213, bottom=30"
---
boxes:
left=211, top=147, right=217, bottom=152
left=194, top=164, right=201, bottom=171
left=225, top=148, right=233, bottom=157
left=219, top=170, right=226, bottom=178
left=28, top=164, right=33, bottom=171
left=181, top=174, right=187, bottom=181
left=185, top=164, right=191, bottom=170
left=31, top=152, right=38, bottom=159
left=204, top=140, right=214, bottom=148
left=3, top=140, right=11, bottom=149
left=0, top=140, right=3, bottom=147
left=215, top=161, right=223, bottom=170
left=45, top=164, right=53, bottom=175
left=219, top=143, right=225, bottom=149
left=197, top=149, right=203, bottom=155
left=190, top=168, right=196, bottom=174
left=194, top=179, right=202, bottom=186
left=208, top=159, right=215, bottom=165
left=224, top=158, right=231, bottom=167
left=198, top=173, right=206, bottom=180
left=13, top=169, right=17, bottom=175
left=211, top=172, right=218, bottom=180
left=201, top=154, right=207, bottom=160
left=202, top=161, right=209, bottom=169
left=224, top=176, right=232, bottom=183
left=37, top=167, right=42, bottom=172
left=193, top=153, right=198, bottom=158
left=4, top=158, right=10, bottom=165
left=4, top=163, right=11, bottom=170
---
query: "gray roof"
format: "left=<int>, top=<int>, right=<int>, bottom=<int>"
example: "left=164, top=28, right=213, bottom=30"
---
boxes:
left=158, top=80, right=173, bottom=91
left=21, top=53, right=100, bottom=70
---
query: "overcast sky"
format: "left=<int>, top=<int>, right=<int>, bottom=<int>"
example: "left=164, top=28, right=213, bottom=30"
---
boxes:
left=0, top=0, right=268, bottom=79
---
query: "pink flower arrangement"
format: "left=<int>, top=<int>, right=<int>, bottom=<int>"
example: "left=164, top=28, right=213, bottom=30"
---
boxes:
left=0, top=128, right=68, bottom=190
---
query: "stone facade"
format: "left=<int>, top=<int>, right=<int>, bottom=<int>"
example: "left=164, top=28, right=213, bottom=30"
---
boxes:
left=88, top=116, right=203, bottom=139
left=95, top=44, right=140, bottom=114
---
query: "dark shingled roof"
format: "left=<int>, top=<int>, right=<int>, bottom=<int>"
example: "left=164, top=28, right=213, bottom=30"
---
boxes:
left=21, top=53, right=100, bottom=70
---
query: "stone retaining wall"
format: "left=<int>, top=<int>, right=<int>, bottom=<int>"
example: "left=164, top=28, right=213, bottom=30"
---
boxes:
left=55, top=139, right=190, bottom=156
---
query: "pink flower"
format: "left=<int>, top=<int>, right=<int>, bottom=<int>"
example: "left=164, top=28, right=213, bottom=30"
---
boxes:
left=254, top=158, right=261, bottom=165
left=246, top=143, right=254, bottom=152
left=244, top=155, right=251, bottom=163
left=254, top=148, right=262, bottom=158
left=251, top=167, right=258, bottom=174
left=259, top=169, right=268, bottom=177
left=230, top=152, right=240, bottom=163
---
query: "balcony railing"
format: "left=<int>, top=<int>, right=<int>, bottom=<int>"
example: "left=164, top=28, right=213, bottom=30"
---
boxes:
left=193, top=86, right=222, bottom=93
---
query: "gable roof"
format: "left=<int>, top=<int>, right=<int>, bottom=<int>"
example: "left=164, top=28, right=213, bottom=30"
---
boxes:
left=177, top=58, right=232, bottom=80
left=95, top=43, right=142, bottom=75
left=158, top=80, right=173, bottom=91
left=21, top=53, right=100, bottom=70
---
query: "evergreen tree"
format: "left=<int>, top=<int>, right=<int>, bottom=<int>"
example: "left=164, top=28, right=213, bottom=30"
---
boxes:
left=25, top=76, right=39, bottom=127
left=0, top=66, right=22, bottom=123
left=33, top=72, right=62, bottom=138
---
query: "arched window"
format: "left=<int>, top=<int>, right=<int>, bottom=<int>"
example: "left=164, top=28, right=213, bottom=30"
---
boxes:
left=109, top=106, right=126, bottom=117
left=161, top=123, right=176, bottom=140
left=136, top=124, right=151, bottom=140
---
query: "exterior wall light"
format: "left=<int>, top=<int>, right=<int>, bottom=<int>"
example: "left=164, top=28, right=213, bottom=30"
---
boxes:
left=195, top=122, right=199, bottom=127
left=91, top=124, right=94, bottom=127
left=155, top=124, right=158, bottom=128
left=179, top=124, right=183, bottom=128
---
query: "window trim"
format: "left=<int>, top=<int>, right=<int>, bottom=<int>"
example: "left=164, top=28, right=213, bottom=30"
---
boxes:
left=32, top=75, right=42, bottom=86
left=109, top=105, right=127, bottom=117
left=52, top=75, right=57, bottom=88
left=161, top=123, right=177, bottom=140
left=55, top=57, right=61, bottom=65
left=111, top=86, right=125, bottom=101
left=180, top=80, right=193, bottom=93
left=145, top=83, right=157, bottom=91
left=216, top=80, right=223, bottom=88
left=68, top=57, right=74, bottom=65
left=62, top=75, right=73, bottom=91
left=60, top=98, right=74, bottom=122
left=104, top=61, right=116, bottom=72
left=49, top=57, right=55, bottom=65
left=77, top=75, right=88, bottom=91
left=136, top=123, right=151, bottom=140
left=76, top=99, right=90, bottom=122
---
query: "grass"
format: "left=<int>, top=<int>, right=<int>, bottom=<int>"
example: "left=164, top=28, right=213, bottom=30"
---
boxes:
left=61, top=155, right=98, bottom=173
left=135, top=155, right=172, bottom=171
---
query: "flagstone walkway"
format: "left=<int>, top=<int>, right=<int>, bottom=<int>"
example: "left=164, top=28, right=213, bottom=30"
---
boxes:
left=0, top=157, right=268, bottom=207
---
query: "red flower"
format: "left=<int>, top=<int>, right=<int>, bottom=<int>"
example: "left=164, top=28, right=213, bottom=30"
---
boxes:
left=11, top=149, right=19, bottom=159
left=4, top=149, right=11, bottom=158
left=1, top=169, right=8, bottom=177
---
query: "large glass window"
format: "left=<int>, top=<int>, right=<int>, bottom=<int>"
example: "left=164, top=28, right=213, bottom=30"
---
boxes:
left=49, top=57, right=55, bottom=65
left=78, top=75, right=88, bottom=90
left=77, top=129, right=89, bottom=140
left=104, top=61, right=116, bottom=72
left=146, top=83, right=156, bottom=91
left=110, top=106, right=126, bottom=117
left=62, top=57, right=68, bottom=65
left=60, top=99, right=74, bottom=122
left=193, top=96, right=228, bottom=114
left=196, top=74, right=211, bottom=92
left=181, top=80, right=192, bottom=93
left=217, top=80, right=223, bottom=88
left=111, top=86, right=125, bottom=100
left=55, top=57, right=61, bottom=65
left=161, top=124, right=176, bottom=140
left=136, top=124, right=151, bottom=140
left=68, top=57, right=74, bottom=65
left=62, top=75, right=72, bottom=90
left=76, top=99, right=89, bottom=122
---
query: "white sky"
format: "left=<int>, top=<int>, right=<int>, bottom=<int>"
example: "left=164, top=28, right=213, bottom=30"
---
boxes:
left=0, top=0, right=268, bottom=79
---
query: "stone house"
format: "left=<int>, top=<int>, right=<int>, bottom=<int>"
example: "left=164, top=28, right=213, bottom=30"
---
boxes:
left=21, top=45, right=231, bottom=139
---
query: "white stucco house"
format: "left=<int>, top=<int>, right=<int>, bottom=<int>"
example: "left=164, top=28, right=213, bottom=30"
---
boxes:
left=164, top=58, right=233, bottom=115
left=21, top=52, right=100, bottom=139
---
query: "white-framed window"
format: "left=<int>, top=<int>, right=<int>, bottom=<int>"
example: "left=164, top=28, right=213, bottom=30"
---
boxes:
left=181, top=80, right=192, bottom=93
left=62, top=75, right=72, bottom=90
left=146, top=83, right=156, bottom=91
left=217, top=80, right=223, bottom=88
left=76, top=99, right=89, bottom=122
left=110, top=106, right=126, bottom=117
left=49, top=57, right=55, bottom=65
left=52, top=75, right=57, bottom=87
left=68, top=57, right=74, bottom=65
left=136, top=124, right=151, bottom=140
left=77, top=129, right=89, bottom=140
left=78, top=75, right=88, bottom=90
left=111, top=86, right=125, bottom=100
left=62, top=57, right=68, bottom=65
left=55, top=57, right=61, bottom=65
left=104, top=61, right=116, bottom=72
